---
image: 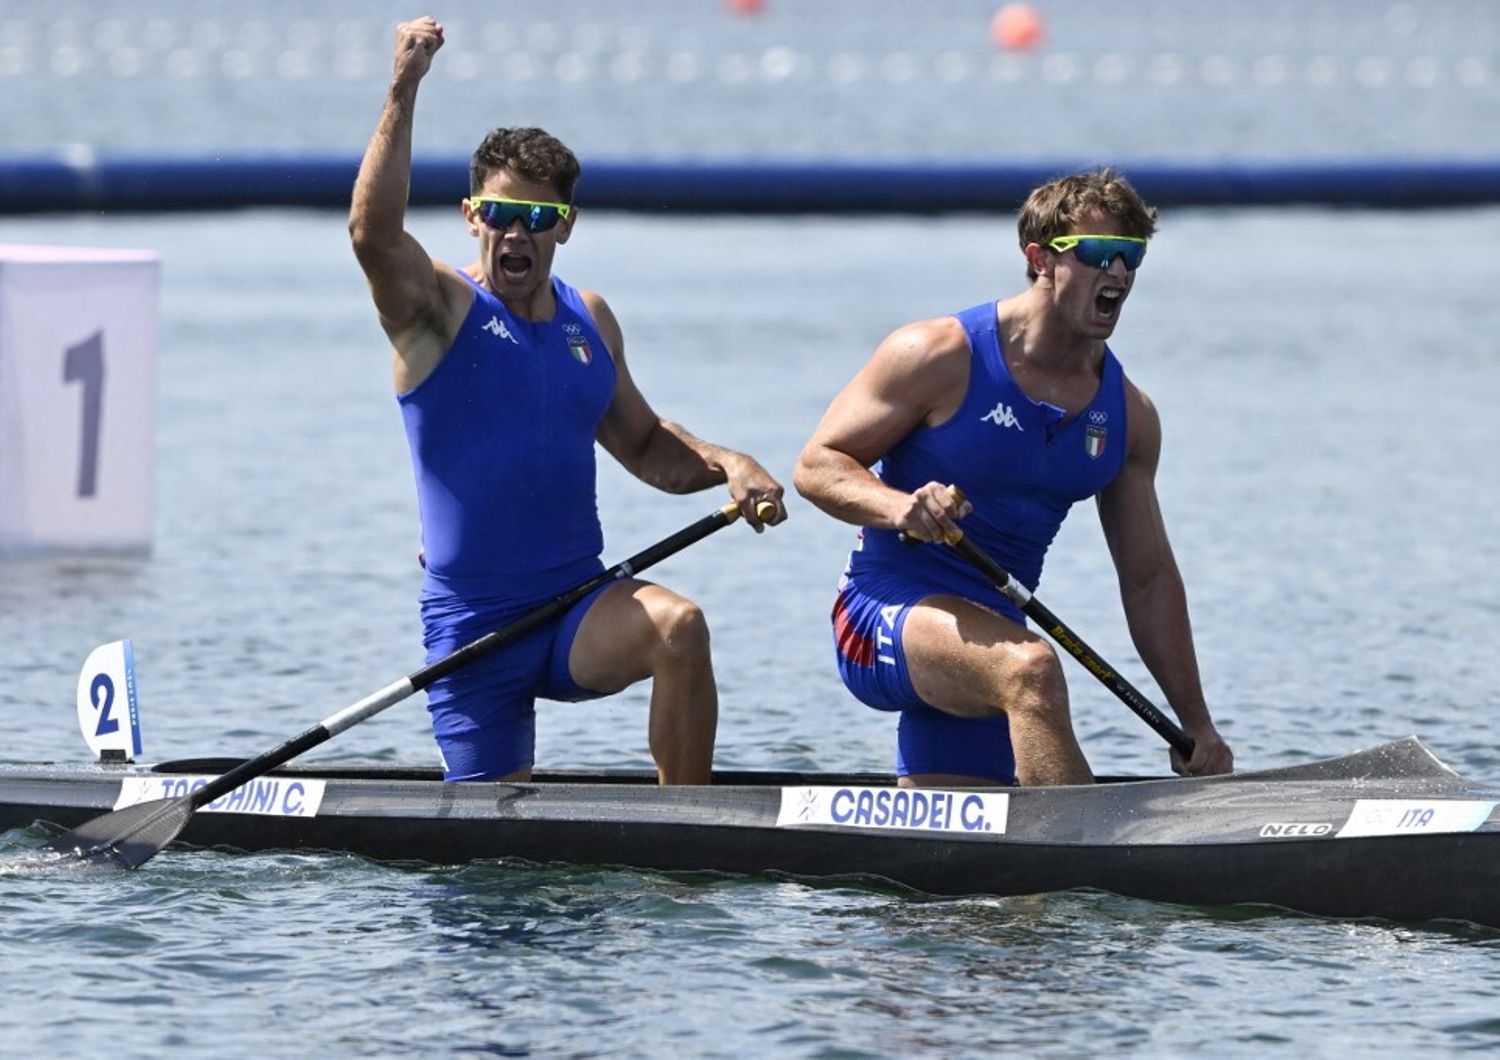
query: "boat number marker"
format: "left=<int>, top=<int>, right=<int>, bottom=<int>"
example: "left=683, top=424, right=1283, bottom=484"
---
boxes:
left=76, top=639, right=143, bottom=762
left=776, top=786, right=1009, bottom=835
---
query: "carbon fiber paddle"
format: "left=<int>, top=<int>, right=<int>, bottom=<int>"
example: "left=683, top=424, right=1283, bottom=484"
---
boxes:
left=48, top=501, right=761, bottom=869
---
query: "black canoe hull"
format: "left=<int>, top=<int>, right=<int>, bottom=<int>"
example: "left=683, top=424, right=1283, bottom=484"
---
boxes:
left=3, top=737, right=1499, bottom=929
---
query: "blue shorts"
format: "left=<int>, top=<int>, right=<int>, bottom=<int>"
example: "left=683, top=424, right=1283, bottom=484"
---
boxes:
left=832, top=573, right=1016, bottom=784
left=420, top=582, right=613, bottom=781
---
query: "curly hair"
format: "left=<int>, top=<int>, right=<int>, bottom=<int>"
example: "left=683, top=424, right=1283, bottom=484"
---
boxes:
left=469, top=127, right=582, bottom=201
left=1018, top=167, right=1158, bottom=280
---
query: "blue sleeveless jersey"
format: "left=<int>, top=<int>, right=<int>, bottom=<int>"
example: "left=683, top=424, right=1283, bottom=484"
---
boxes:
left=847, top=300, right=1129, bottom=617
left=398, top=273, right=617, bottom=603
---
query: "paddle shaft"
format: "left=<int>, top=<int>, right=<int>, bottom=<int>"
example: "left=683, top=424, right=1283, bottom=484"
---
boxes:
left=944, top=532, right=1195, bottom=759
left=187, top=502, right=745, bottom=810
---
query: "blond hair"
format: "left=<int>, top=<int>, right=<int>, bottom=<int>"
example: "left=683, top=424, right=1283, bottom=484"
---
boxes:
left=1018, top=167, right=1158, bottom=280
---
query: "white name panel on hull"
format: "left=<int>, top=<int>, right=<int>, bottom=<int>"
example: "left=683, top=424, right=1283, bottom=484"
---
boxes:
left=777, top=785, right=1009, bottom=835
left=115, top=775, right=327, bottom=818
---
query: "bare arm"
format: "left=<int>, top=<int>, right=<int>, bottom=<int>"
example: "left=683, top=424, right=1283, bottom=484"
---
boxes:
left=1098, top=383, right=1233, bottom=776
left=793, top=318, right=973, bottom=542
left=583, top=290, right=785, bottom=530
left=348, top=16, right=468, bottom=392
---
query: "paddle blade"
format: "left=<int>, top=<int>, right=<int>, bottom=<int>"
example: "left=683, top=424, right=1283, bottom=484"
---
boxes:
left=45, top=797, right=193, bottom=870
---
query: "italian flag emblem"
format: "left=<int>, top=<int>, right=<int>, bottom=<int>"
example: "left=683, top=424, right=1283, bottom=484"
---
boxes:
left=1084, top=424, right=1107, bottom=458
left=568, top=337, right=592, bottom=365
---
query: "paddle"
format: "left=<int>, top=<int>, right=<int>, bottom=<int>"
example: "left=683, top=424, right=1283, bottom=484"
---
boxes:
left=48, top=501, right=761, bottom=869
left=907, top=486, right=1195, bottom=759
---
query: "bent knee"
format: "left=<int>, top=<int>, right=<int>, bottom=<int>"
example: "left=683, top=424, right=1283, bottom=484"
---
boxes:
left=649, top=594, right=711, bottom=660
left=1003, top=639, right=1067, bottom=705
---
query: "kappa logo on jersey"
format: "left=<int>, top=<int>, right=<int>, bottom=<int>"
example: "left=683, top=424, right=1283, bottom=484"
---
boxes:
left=483, top=316, right=518, bottom=344
left=980, top=402, right=1024, bottom=431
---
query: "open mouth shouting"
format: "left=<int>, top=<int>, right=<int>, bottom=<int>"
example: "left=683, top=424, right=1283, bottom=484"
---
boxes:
left=1095, top=285, right=1125, bottom=322
left=499, top=250, right=534, bottom=284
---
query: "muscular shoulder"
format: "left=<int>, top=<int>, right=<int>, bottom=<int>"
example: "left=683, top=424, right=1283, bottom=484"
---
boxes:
left=876, top=315, right=969, bottom=367
left=869, top=315, right=971, bottom=402
left=1121, top=374, right=1162, bottom=466
left=575, top=287, right=623, bottom=359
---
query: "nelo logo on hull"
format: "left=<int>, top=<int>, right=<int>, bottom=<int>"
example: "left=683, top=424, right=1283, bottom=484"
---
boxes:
left=1258, top=822, right=1332, bottom=838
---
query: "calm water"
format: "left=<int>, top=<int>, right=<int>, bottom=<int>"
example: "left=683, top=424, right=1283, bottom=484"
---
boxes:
left=5, top=2, right=1500, bottom=1056
left=3, top=205, right=1500, bottom=1057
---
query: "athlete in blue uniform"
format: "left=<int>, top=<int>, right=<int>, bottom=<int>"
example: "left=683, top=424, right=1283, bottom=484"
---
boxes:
left=350, top=17, right=784, bottom=784
left=795, top=168, right=1232, bottom=787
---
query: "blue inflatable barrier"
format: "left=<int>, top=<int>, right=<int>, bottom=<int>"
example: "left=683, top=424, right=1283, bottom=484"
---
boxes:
left=3, top=154, right=1499, bottom=213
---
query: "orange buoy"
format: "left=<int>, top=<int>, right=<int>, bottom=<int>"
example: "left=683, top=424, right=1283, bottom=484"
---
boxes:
left=727, top=0, right=766, bottom=15
left=990, top=3, right=1044, bottom=52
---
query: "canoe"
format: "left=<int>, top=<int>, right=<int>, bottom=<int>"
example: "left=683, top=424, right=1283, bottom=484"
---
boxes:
left=4, top=737, right=1499, bottom=929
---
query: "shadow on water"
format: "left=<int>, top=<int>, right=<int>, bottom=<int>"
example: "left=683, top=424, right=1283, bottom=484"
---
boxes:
left=10, top=814, right=1500, bottom=1054
left=833, top=884, right=1500, bottom=947
left=392, top=860, right=776, bottom=1054
left=12, top=816, right=1500, bottom=950
left=415, top=860, right=632, bottom=954
left=379, top=856, right=1500, bottom=1053
left=409, top=861, right=799, bottom=952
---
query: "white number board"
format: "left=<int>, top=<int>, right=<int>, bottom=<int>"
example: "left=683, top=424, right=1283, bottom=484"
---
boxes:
left=0, top=245, right=158, bottom=553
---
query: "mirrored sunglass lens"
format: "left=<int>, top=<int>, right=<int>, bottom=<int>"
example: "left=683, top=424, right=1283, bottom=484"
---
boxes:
left=478, top=202, right=512, bottom=228
left=1075, top=239, right=1145, bottom=270
left=478, top=201, right=561, bottom=232
left=521, top=205, right=555, bottom=231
